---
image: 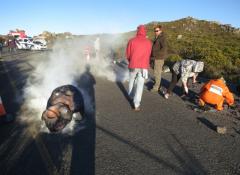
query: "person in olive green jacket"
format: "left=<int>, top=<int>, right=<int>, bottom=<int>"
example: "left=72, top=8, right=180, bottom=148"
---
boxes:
left=151, top=25, right=167, bottom=92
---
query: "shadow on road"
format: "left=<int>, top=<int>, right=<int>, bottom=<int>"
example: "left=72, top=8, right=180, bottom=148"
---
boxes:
left=97, top=125, right=207, bottom=174
left=165, top=133, right=207, bottom=175
left=197, top=117, right=217, bottom=132
left=70, top=64, right=96, bottom=175
left=144, top=76, right=182, bottom=94
left=0, top=58, right=33, bottom=121
left=145, top=75, right=200, bottom=105
left=113, top=63, right=133, bottom=108
left=116, top=81, right=134, bottom=108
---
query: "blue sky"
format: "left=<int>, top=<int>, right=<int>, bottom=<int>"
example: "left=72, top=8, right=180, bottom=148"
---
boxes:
left=1, top=0, right=240, bottom=36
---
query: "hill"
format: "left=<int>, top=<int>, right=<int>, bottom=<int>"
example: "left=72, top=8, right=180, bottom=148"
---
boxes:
left=117, top=17, right=240, bottom=83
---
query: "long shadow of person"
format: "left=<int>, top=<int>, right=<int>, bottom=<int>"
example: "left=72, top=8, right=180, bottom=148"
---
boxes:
left=70, top=64, right=96, bottom=175
left=113, top=62, right=134, bottom=108
left=116, top=81, right=134, bottom=108
left=164, top=132, right=207, bottom=174
left=144, top=75, right=184, bottom=96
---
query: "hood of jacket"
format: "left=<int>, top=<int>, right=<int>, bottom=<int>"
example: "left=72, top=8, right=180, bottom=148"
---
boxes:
left=136, top=25, right=146, bottom=37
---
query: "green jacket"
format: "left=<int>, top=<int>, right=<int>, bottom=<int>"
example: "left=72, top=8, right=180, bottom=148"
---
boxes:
left=151, top=32, right=167, bottom=60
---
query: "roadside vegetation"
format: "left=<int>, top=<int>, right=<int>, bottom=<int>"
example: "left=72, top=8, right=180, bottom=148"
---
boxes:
left=147, top=17, right=240, bottom=83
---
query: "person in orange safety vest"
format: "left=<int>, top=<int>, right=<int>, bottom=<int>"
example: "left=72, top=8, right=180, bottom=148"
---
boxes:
left=199, top=76, right=234, bottom=111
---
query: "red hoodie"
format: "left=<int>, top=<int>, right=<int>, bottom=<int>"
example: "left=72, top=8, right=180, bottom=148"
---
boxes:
left=126, top=25, right=152, bottom=69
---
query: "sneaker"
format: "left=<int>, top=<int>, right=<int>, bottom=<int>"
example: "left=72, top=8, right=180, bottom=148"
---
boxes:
left=181, top=93, right=190, bottom=101
left=164, top=93, right=169, bottom=99
left=133, top=107, right=141, bottom=112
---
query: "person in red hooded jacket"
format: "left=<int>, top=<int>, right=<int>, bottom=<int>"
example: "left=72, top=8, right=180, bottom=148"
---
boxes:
left=126, top=25, right=152, bottom=111
left=199, top=75, right=234, bottom=111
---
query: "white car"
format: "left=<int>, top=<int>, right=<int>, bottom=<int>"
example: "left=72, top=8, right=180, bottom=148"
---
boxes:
left=31, top=40, right=47, bottom=50
left=16, top=38, right=47, bottom=50
left=34, top=39, right=47, bottom=45
left=16, top=38, right=33, bottom=50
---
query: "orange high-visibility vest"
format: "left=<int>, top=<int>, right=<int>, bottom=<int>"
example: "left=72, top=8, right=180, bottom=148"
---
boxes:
left=200, top=79, right=234, bottom=110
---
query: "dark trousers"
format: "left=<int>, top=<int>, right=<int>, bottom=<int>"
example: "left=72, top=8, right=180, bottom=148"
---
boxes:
left=167, top=72, right=181, bottom=94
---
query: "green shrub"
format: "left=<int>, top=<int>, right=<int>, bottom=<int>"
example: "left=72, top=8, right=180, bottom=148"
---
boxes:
left=164, top=54, right=182, bottom=68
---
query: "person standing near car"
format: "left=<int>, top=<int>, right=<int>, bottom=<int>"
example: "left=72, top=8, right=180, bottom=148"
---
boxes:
left=8, top=39, right=17, bottom=53
left=126, top=25, right=152, bottom=111
left=0, top=40, right=3, bottom=57
left=150, top=25, right=167, bottom=92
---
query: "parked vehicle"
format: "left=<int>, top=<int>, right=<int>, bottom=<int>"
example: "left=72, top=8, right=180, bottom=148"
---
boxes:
left=33, top=39, right=47, bottom=45
left=31, top=41, right=47, bottom=50
left=16, top=38, right=47, bottom=50
left=16, top=38, right=33, bottom=50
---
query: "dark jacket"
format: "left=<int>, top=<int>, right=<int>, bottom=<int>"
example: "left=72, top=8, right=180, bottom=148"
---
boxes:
left=151, top=32, right=167, bottom=60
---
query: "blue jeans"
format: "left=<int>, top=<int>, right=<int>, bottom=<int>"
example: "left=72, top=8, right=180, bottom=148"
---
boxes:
left=128, top=69, right=145, bottom=108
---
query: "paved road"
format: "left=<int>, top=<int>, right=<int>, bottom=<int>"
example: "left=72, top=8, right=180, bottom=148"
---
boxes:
left=0, top=51, right=240, bottom=175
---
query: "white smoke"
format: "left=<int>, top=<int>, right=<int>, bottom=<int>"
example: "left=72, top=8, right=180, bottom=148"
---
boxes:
left=20, top=35, right=129, bottom=125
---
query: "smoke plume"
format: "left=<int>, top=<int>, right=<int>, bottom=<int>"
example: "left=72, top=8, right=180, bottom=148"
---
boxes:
left=20, top=35, right=129, bottom=128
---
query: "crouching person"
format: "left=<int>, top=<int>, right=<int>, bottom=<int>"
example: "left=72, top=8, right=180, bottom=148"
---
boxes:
left=198, top=75, right=234, bottom=111
left=42, top=85, right=84, bottom=133
left=164, top=59, right=204, bottom=99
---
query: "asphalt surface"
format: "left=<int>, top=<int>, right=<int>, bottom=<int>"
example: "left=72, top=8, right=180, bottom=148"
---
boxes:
left=0, top=50, right=240, bottom=175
